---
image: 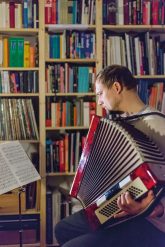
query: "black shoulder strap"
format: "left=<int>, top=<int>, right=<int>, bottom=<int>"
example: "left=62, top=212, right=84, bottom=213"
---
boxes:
left=121, top=111, right=165, bottom=122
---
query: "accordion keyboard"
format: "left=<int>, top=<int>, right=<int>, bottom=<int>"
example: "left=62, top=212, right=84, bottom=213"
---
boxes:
left=95, top=177, right=148, bottom=224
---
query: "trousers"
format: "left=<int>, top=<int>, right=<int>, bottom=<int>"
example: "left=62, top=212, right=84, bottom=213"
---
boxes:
left=55, top=209, right=165, bottom=247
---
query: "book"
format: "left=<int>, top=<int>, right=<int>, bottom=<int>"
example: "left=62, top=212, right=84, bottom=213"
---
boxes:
left=0, top=141, right=40, bottom=195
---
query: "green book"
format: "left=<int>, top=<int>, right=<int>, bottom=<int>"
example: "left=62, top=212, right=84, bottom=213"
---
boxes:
left=17, top=38, right=24, bottom=67
left=9, top=37, right=24, bottom=67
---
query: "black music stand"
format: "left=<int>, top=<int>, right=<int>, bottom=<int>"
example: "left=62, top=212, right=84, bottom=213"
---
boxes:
left=18, top=187, right=26, bottom=247
left=0, top=141, right=41, bottom=247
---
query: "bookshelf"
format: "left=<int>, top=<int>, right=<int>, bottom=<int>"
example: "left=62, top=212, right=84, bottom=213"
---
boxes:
left=0, top=1, right=165, bottom=246
left=0, top=0, right=43, bottom=246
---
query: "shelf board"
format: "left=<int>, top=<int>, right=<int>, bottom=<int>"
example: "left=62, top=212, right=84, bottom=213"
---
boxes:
left=135, top=75, right=165, bottom=79
left=0, top=140, right=40, bottom=143
left=45, top=92, right=96, bottom=97
left=45, top=58, right=96, bottom=63
left=47, top=244, right=59, bottom=247
left=1, top=244, right=40, bottom=247
left=46, top=126, right=89, bottom=130
left=45, top=24, right=96, bottom=31
left=0, top=93, right=39, bottom=97
left=47, top=172, right=75, bottom=176
left=103, top=25, right=165, bottom=32
left=0, top=28, right=39, bottom=35
left=0, top=67, right=39, bottom=71
left=0, top=209, right=40, bottom=216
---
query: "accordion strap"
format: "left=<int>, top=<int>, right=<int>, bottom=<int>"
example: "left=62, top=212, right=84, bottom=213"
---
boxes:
left=107, top=111, right=165, bottom=122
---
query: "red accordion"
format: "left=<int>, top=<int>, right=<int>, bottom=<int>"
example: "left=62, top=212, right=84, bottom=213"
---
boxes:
left=70, top=115, right=165, bottom=230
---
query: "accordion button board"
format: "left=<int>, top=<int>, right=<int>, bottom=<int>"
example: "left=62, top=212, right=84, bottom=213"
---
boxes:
left=95, top=177, right=148, bottom=224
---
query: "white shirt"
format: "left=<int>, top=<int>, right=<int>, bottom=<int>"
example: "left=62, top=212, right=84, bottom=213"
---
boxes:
left=128, top=106, right=165, bottom=233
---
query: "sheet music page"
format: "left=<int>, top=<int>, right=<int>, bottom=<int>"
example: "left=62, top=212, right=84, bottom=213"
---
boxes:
left=0, top=141, right=41, bottom=194
left=0, top=151, right=19, bottom=195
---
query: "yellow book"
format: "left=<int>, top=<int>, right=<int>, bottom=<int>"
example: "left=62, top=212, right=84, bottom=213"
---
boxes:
left=3, top=37, right=9, bottom=67
left=24, top=41, right=30, bottom=67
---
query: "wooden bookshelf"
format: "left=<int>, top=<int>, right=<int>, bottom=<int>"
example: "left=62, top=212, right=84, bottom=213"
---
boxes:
left=1, top=1, right=165, bottom=246
left=0, top=0, right=42, bottom=246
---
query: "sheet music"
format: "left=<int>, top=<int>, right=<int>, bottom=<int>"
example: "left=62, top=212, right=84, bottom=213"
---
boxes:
left=0, top=141, right=41, bottom=195
left=0, top=152, right=19, bottom=195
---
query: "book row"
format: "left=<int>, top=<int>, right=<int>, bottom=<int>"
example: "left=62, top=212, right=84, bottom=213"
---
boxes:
left=0, top=70, right=38, bottom=93
left=46, top=98, right=96, bottom=128
left=45, top=0, right=96, bottom=25
left=103, top=0, right=165, bottom=25
left=138, top=80, right=165, bottom=113
left=0, top=98, right=39, bottom=140
left=46, top=132, right=86, bottom=173
left=0, top=0, right=39, bottom=29
left=103, top=31, right=165, bottom=75
left=46, top=187, right=81, bottom=244
left=45, top=64, right=95, bottom=93
left=46, top=31, right=95, bottom=59
left=0, top=36, right=38, bottom=68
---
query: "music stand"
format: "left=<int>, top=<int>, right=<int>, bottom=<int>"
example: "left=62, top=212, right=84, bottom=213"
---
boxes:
left=0, top=141, right=41, bottom=247
left=18, top=187, right=26, bottom=247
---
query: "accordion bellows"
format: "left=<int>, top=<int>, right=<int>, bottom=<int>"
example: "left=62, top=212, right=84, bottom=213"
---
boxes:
left=70, top=115, right=165, bottom=209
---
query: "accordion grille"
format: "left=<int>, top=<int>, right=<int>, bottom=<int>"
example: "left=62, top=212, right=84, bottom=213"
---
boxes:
left=76, top=118, right=165, bottom=208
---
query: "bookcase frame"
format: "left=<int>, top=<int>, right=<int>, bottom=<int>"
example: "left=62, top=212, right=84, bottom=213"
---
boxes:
left=1, top=0, right=165, bottom=246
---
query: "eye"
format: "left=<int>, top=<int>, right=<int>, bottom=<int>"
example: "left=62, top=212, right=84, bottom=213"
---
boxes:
left=97, top=91, right=103, bottom=96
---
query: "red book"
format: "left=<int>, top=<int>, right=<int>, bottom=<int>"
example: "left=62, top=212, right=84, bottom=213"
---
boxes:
left=51, top=0, right=56, bottom=24
left=124, top=0, right=129, bottom=24
left=9, top=1, right=15, bottom=28
left=107, top=0, right=116, bottom=25
left=143, top=0, right=151, bottom=25
left=45, top=0, right=52, bottom=24
left=152, top=0, right=159, bottom=25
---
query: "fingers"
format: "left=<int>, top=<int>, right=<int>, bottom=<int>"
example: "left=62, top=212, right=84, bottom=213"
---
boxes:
left=114, top=190, right=155, bottom=219
left=117, top=191, right=133, bottom=210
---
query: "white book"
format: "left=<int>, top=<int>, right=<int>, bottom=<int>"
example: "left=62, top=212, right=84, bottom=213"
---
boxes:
left=0, top=141, right=40, bottom=195
left=114, top=36, right=122, bottom=65
left=0, top=3, right=2, bottom=28
left=125, top=33, right=132, bottom=72
left=83, top=102, right=90, bottom=127
left=5, top=3, right=9, bottom=28
left=3, top=71, right=10, bottom=93
left=15, top=3, right=22, bottom=28
left=134, top=36, right=141, bottom=75
left=1, top=2, right=6, bottom=28
left=121, top=38, right=126, bottom=66
left=117, top=0, right=123, bottom=25
left=51, top=102, right=56, bottom=127
left=52, top=189, right=61, bottom=244
left=161, top=92, right=165, bottom=114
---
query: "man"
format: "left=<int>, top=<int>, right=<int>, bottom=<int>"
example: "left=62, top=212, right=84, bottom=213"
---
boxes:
left=55, top=65, right=165, bottom=247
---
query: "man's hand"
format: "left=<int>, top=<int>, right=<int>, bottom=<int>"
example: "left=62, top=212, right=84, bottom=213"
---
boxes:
left=114, top=190, right=155, bottom=218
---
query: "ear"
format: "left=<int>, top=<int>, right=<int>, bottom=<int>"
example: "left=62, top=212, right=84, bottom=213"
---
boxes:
left=112, top=81, right=122, bottom=94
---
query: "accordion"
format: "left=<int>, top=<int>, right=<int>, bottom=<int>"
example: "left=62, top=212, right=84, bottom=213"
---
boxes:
left=70, top=115, right=165, bottom=230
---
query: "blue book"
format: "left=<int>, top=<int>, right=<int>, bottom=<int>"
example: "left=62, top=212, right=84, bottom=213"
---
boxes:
left=69, top=67, right=74, bottom=92
left=72, top=0, right=77, bottom=24
left=23, top=0, right=28, bottom=28
left=82, top=67, right=89, bottom=92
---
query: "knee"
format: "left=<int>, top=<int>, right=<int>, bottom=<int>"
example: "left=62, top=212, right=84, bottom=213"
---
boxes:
left=54, top=220, right=65, bottom=245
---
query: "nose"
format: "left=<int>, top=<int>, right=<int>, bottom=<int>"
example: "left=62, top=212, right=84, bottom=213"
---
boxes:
left=97, top=96, right=103, bottom=106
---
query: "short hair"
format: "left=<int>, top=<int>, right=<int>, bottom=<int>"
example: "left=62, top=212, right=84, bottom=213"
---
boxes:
left=96, top=65, right=137, bottom=90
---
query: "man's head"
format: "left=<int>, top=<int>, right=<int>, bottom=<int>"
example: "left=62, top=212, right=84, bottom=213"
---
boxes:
left=95, top=65, right=138, bottom=112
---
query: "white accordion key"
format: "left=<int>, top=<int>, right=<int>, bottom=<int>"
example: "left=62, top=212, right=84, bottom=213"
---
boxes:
left=95, top=177, right=148, bottom=224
